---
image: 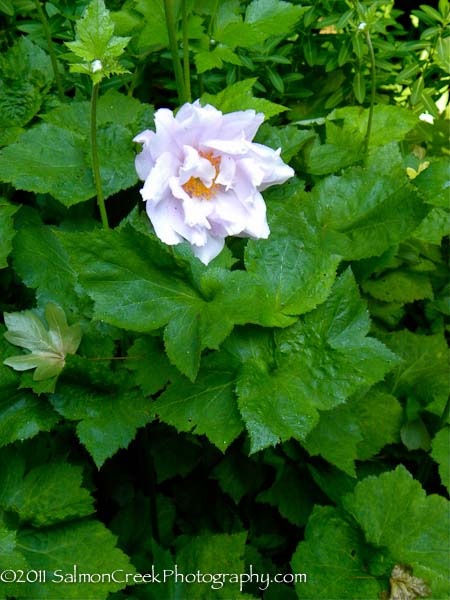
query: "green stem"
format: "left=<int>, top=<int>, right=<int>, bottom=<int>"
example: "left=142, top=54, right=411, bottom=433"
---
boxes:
left=182, top=0, right=192, bottom=102
left=90, top=83, right=109, bottom=229
left=163, top=0, right=186, bottom=104
left=33, top=0, right=64, bottom=102
left=363, top=28, right=376, bottom=157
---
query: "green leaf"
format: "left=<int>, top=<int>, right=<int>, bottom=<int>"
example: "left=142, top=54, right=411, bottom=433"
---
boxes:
left=212, top=451, right=267, bottom=503
left=343, top=465, right=450, bottom=597
left=126, top=337, right=177, bottom=396
left=153, top=352, right=243, bottom=451
left=431, top=427, right=450, bottom=493
left=383, top=330, right=449, bottom=407
left=245, top=183, right=340, bottom=319
left=400, top=417, right=431, bottom=451
left=0, top=199, right=18, bottom=268
left=362, top=270, right=434, bottom=303
left=65, top=0, right=130, bottom=83
left=4, top=303, right=82, bottom=381
left=134, top=0, right=169, bottom=52
left=195, top=46, right=242, bottom=73
left=310, top=145, right=428, bottom=260
left=306, top=106, right=419, bottom=175
left=0, top=447, right=94, bottom=527
left=254, top=124, right=315, bottom=163
left=149, top=427, right=202, bottom=483
left=257, top=463, right=314, bottom=527
left=57, top=225, right=291, bottom=379
left=236, top=270, right=398, bottom=453
left=0, top=37, right=53, bottom=129
left=329, top=105, right=419, bottom=148
left=435, top=36, right=450, bottom=72
left=0, top=123, right=92, bottom=204
left=414, top=207, right=450, bottom=245
left=57, top=226, right=210, bottom=379
left=350, top=389, right=402, bottom=461
left=0, top=0, right=14, bottom=16
left=17, top=520, right=135, bottom=598
left=11, top=209, right=81, bottom=308
left=0, top=515, right=30, bottom=600
left=295, top=466, right=450, bottom=598
left=292, top=506, right=384, bottom=599
left=245, top=0, right=305, bottom=37
left=413, top=158, right=450, bottom=208
left=49, top=383, right=154, bottom=468
left=201, top=79, right=287, bottom=119
left=302, top=403, right=362, bottom=476
left=215, top=20, right=263, bottom=49
left=175, top=532, right=247, bottom=599
left=0, top=390, right=59, bottom=447
left=0, top=92, right=146, bottom=205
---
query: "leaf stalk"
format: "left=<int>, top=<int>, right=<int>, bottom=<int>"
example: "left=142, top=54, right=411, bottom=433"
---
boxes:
left=90, top=82, right=109, bottom=229
left=182, top=0, right=192, bottom=102
left=363, top=27, right=376, bottom=156
left=163, top=0, right=187, bottom=104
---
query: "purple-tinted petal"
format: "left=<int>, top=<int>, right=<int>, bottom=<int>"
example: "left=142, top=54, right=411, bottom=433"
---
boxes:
left=140, top=152, right=178, bottom=204
left=133, top=130, right=155, bottom=180
left=192, top=234, right=225, bottom=265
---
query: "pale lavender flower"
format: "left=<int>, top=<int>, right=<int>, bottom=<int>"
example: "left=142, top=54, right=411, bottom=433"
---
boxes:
left=133, top=100, right=294, bottom=264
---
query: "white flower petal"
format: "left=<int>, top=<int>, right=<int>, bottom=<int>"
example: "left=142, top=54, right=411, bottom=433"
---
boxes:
left=192, top=234, right=225, bottom=265
left=210, top=190, right=249, bottom=236
left=215, top=155, right=236, bottom=190
left=151, top=108, right=184, bottom=159
left=236, top=157, right=265, bottom=188
left=179, top=145, right=216, bottom=187
left=246, top=143, right=295, bottom=190
left=169, top=178, right=213, bottom=228
left=140, top=152, right=178, bottom=204
left=220, top=109, right=264, bottom=141
left=133, top=130, right=155, bottom=180
left=146, top=197, right=185, bottom=245
left=203, top=135, right=249, bottom=155
left=239, top=192, right=270, bottom=239
left=176, top=101, right=223, bottom=146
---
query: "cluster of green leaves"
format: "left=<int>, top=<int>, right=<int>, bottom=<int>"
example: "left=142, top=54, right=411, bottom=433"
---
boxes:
left=0, top=0, right=449, bottom=599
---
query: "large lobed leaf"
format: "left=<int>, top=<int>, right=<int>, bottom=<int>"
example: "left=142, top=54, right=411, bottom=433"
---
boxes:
left=57, top=223, right=292, bottom=380
left=50, top=382, right=154, bottom=468
left=236, top=269, right=398, bottom=453
left=293, top=466, right=450, bottom=599
left=0, top=91, right=151, bottom=205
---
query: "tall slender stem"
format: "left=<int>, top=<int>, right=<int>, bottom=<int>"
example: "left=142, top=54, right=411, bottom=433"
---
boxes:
left=363, top=28, right=376, bottom=156
left=163, top=0, right=186, bottom=104
left=182, top=0, right=191, bottom=103
left=90, top=83, right=109, bottom=229
left=34, top=0, right=64, bottom=102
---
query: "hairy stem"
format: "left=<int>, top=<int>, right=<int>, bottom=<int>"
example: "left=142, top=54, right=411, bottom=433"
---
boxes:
left=90, top=83, right=109, bottom=229
left=182, top=0, right=192, bottom=102
left=363, top=28, right=376, bottom=156
left=163, top=0, right=186, bottom=104
left=34, top=0, right=64, bottom=101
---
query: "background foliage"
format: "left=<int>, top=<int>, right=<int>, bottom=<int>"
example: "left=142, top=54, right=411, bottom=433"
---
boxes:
left=0, top=0, right=449, bottom=598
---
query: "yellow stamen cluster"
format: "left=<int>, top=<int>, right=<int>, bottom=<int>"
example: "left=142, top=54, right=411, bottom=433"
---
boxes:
left=182, top=151, right=221, bottom=200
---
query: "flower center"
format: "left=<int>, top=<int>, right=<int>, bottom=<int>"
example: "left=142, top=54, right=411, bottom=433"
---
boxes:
left=182, top=151, right=221, bottom=200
